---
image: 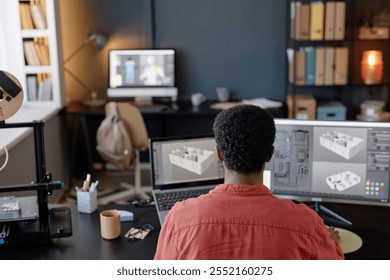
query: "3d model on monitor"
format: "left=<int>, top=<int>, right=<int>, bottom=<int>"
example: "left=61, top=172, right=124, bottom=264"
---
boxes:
left=273, top=130, right=310, bottom=187
left=169, top=147, right=214, bottom=175
left=319, top=131, right=364, bottom=160
left=326, top=171, right=361, bottom=192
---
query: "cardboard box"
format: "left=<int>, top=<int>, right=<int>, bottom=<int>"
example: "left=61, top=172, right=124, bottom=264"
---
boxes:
left=286, top=94, right=316, bottom=119
left=317, top=101, right=346, bottom=120
left=358, top=26, right=389, bottom=40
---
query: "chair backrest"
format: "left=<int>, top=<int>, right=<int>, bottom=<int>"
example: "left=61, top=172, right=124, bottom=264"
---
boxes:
left=113, top=102, right=149, bottom=150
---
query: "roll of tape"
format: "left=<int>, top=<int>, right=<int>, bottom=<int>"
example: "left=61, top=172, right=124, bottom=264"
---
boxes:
left=0, top=71, right=24, bottom=121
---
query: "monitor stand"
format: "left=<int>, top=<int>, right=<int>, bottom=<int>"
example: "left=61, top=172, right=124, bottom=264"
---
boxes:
left=309, top=201, right=352, bottom=228
left=134, top=96, right=153, bottom=106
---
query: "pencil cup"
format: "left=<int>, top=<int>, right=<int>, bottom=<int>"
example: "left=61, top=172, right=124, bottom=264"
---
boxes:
left=100, top=209, right=121, bottom=240
left=77, top=189, right=98, bottom=214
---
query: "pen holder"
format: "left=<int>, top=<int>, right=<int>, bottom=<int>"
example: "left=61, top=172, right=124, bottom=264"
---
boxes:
left=77, top=189, right=98, bottom=214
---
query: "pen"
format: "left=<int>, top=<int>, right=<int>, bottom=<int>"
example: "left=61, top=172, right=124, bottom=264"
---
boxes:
left=89, top=180, right=99, bottom=192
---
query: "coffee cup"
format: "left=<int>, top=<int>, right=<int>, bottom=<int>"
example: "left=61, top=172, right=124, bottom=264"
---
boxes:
left=191, top=93, right=206, bottom=107
left=100, top=209, right=121, bottom=239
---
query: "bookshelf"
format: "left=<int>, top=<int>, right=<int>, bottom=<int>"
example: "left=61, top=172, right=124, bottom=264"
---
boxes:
left=286, top=0, right=390, bottom=120
left=7, top=0, right=65, bottom=107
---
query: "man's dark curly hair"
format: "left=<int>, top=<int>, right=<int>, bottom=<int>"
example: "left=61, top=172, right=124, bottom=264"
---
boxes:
left=213, top=105, right=275, bottom=174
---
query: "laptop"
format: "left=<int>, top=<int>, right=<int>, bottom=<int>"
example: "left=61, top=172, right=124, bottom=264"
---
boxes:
left=149, top=135, right=224, bottom=225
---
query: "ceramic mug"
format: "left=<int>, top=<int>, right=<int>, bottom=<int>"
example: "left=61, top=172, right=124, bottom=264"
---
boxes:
left=100, top=209, right=121, bottom=239
left=191, top=93, right=206, bottom=107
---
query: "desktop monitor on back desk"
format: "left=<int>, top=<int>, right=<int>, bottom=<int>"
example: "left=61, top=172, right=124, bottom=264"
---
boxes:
left=265, top=119, right=390, bottom=226
left=107, top=49, right=178, bottom=102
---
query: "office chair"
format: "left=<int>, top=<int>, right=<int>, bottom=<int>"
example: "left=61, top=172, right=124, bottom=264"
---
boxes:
left=98, top=102, right=151, bottom=204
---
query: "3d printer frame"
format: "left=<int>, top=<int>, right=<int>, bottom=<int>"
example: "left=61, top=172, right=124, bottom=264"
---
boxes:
left=0, top=120, right=72, bottom=245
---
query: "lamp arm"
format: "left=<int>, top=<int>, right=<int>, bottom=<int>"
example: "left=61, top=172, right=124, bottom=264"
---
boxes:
left=62, top=38, right=91, bottom=65
left=63, top=66, right=93, bottom=94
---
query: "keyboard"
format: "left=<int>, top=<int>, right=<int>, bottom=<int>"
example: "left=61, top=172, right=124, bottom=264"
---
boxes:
left=136, top=104, right=169, bottom=113
left=155, top=188, right=213, bottom=211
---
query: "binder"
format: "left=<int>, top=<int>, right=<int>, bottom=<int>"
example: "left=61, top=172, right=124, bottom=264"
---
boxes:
left=324, top=1, right=336, bottom=40
left=294, top=49, right=306, bottom=85
left=305, top=47, right=316, bottom=85
left=310, top=1, right=325, bottom=40
left=315, top=47, right=325, bottom=85
left=334, top=1, right=346, bottom=40
left=295, top=3, right=310, bottom=40
left=290, top=2, right=296, bottom=39
left=287, top=48, right=295, bottom=84
left=323, top=47, right=335, bottom=85
left=334, top=47, right=348, bottom=85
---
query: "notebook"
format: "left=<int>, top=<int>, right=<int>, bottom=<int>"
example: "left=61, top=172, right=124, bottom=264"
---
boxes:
left=149, top=135, right=224, bottom=225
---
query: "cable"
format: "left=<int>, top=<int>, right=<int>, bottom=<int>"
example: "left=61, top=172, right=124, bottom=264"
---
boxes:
left=0, top=142, right=9, bottom=171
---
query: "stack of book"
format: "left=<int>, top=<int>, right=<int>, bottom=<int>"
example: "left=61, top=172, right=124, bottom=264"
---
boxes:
left=23, top=38, right=50, bottom=66
left=287, top=46, right=349, bottom=86
left=19, top=0, right=47, bottom=30
left=26, top=73, right=52, bottom=101
left=291, top=1, right=346, bottom=41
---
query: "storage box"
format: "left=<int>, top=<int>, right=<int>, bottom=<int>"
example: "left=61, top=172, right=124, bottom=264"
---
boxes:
left=317, top=101, right=347, bottom=120
left=286, top=94, right=316, bottom=120
left=358, top=26, right=389, bottom=40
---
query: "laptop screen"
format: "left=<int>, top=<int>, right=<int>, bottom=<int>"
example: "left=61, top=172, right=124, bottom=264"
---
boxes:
left=150, top=135, right=224, bottom=189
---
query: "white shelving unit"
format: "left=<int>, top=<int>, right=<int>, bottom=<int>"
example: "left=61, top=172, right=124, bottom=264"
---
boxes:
left=2, top=0, right=65, bottom=109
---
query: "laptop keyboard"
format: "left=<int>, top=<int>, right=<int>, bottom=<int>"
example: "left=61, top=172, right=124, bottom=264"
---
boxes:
left=155, top=188, right=213, bottom=211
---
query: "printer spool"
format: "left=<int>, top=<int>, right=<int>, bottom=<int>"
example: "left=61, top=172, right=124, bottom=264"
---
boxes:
left=0, top=70, right=24, bottom=121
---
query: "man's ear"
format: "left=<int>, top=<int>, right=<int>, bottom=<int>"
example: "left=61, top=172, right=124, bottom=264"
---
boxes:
left=216, top=146, right=223, bottom=162
left=265, top=146, right=275, bottom=163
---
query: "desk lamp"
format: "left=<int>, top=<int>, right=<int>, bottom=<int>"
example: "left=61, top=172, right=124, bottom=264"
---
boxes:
left=62, top=31, right=108, bottom=98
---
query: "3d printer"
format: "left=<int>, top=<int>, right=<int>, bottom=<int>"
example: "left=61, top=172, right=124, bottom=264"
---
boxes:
left=0, top=71, right=72, bottom=246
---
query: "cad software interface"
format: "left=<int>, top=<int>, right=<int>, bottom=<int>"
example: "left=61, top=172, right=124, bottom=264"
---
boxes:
left=109, top=49, right=175, bottom=88
left=267, top=122, right=390, bottom=202
left=152, top=137, right=224, bottom=186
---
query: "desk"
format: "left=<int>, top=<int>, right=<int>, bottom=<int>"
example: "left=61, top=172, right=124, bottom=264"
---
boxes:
left=0, top=204, right=160, bottom=260
left=64, top=101, right=285, bottom=180
left=0, top=202, right=389, bottom=259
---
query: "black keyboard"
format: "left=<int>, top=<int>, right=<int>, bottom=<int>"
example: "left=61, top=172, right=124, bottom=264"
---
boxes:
left=155, top=188, right=213, bottom=211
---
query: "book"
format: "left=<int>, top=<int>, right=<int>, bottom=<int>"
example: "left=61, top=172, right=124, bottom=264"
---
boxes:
left=323, top=47, right=335, bottom=85
left=334, top=47, right=348, bottom=85
left=23, top=40, right=40, bottom=65
left=305, top=47, right=316, bottom=85
left=27, top=75, right=38, bottom=101
left=30, top=4, right=47, bottom=29
left=334, top=1, right=346, bottom=40
left=19, top=3, right=35, bottom=29
left=294, top=49, right=306, bottom=85
left=324, top=1, right=336, bottom=40
left=315, top=47, right=325, bottom=85
left=287, top=48, right=295, bottom=84
left=295, top=3, right=310, bottom=40
left=290, top=2, right=296, bottom=40
left=309, top=1, right=325, bottom=40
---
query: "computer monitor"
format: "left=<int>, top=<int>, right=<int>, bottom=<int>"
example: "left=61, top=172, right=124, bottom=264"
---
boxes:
left=266, top=119, right=390, bottom=224
left=107, top=49, right=177, bottom=100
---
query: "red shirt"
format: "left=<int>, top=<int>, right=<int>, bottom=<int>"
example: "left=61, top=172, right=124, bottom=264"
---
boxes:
left=154, top=184, right=344, bottom=260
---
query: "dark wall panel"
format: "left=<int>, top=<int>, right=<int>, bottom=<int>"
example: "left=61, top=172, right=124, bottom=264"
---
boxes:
left=154, top=0, right=286, bottom=101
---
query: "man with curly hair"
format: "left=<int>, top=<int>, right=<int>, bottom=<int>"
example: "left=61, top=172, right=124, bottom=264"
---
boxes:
left=154, top=105, right=344, bottom=260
